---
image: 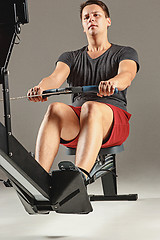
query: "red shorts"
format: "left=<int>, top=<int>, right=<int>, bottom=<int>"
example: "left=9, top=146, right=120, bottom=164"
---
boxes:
left=60, top=104, right=131, bottom=148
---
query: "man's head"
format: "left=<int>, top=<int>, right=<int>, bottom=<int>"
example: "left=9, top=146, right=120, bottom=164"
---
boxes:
left=80, top=0, right=111, bottom=37
left=80, top=0, right=110, bottom=20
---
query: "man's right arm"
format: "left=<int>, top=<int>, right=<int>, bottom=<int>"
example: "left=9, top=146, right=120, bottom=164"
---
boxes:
left=27, top=61, right=70, bottom=102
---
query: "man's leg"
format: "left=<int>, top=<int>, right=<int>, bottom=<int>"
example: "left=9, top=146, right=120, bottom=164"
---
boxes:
left=35, top=102, right=80, bottom=172
left=75, top=101, right=113, bottom=174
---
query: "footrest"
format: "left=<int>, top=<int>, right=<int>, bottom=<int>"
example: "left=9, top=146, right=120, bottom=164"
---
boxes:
left=51, top=161, right=93, bottom=214
left=89, top=194, right=138, bottom=201
left=58, top=161, right=76, bottom=171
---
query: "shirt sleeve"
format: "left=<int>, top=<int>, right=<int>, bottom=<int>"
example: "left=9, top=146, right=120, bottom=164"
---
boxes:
left=56, top=51, right=74, bottom=69
left=117, top=46, right=140, bottom=72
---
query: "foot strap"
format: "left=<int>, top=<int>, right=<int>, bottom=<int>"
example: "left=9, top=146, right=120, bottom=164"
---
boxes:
left=58, top=161, right=91, bottom=184
left=78, top=167, right=92, bottom=184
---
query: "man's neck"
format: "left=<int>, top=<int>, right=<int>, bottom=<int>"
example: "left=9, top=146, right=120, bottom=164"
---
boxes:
left=87, top=33, right=111, bottom=52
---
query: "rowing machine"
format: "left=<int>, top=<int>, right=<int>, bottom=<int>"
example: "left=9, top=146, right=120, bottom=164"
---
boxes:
left=0, top=2, right=137, bottom=216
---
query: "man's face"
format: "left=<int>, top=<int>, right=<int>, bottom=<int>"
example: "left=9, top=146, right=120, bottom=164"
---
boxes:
left=81, top=4, right=111, bottom=36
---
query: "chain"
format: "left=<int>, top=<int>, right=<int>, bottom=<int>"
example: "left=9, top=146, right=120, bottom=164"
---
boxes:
left=0, top=92, right=54, bottom=101
left=0, top=90, right=73, bottom=102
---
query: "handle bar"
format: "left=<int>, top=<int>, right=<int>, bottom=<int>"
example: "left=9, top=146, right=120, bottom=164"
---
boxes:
left=42, top=85, right=118, bottom=99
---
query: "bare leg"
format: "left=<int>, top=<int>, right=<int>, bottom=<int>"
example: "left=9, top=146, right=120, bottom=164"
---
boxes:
left=75, top=101, right=113, bottom=174
left=35, top=102, right=80, bottom=172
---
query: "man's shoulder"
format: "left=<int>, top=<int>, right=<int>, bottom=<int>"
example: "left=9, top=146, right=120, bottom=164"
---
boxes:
left=111, top=43, right=137, bottom=53
left=111, top=43, right=139, bottom=71
left=57, top=46, right=87, bottom=67
left=71, top=45, right=87, bottom=55
left=61, top=46, right=87, bottom=59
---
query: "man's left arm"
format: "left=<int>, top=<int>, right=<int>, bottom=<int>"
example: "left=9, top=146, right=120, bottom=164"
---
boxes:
left=98, top=59, right=137, bottom=97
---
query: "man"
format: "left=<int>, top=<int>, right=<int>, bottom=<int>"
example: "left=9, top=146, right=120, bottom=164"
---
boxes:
left=27, top=0, right=139, bottom=179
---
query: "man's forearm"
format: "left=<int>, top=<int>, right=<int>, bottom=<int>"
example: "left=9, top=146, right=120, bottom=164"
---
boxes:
left=38, top=76, right=62, bottom=91
left=109, top=71, right=133, bottom=91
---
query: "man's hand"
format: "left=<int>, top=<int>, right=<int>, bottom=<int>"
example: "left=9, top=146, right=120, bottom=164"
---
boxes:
left=98, top=81, right=116, bottom=97
left=27, top=86, right=48, bottom=102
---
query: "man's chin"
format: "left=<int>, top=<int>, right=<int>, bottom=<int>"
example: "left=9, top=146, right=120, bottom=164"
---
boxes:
left=88, top=30, right=98, bottom=36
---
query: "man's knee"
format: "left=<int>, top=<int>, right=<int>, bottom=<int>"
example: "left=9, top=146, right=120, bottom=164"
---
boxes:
left=81, top=101, right=113, bottom=122
left=81, top=101, right=102, bottom=119
left=46, top=102, right=66, bottom=120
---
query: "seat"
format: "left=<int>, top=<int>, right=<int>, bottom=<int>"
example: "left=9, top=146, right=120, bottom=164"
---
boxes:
left=66, top=144, right=138, bottom=201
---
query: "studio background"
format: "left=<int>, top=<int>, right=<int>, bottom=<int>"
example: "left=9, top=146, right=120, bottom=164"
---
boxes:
left=0, top=0, right=160, bottom=191
left=0, top=1, right=160, bottom=239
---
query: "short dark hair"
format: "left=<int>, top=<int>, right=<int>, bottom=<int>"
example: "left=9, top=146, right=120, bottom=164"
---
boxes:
left=80, top=0, right=110, bottom=19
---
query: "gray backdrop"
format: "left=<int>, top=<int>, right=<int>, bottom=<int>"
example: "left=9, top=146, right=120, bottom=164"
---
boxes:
left=0, top=0, right=160, bottom=192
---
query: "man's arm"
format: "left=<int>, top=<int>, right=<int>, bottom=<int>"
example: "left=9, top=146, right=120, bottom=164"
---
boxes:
left=27, top=62, right=70, bottom=102
left=98, top=59, right=137, bottom=97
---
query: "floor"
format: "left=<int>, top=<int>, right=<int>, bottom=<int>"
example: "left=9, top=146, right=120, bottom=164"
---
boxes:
left=1, top=170, right=160, bottom=240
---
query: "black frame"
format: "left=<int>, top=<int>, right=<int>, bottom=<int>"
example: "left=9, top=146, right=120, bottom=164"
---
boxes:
left=0, top=0, right=29, bottom=25
left=89, top=154, right=138, bottom=201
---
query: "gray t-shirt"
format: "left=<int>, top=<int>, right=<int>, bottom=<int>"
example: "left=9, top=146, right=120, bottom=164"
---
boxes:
left=57, top=43, right=140, bottom=111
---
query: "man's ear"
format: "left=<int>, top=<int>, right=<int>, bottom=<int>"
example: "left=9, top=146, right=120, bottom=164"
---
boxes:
left=107, top=17, right=111, bottom=27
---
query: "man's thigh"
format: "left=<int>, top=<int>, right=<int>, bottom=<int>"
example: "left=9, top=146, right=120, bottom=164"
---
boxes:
left=80, top=101, right=114, bottom=139
left=87, top=101, right=114, bottom=141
